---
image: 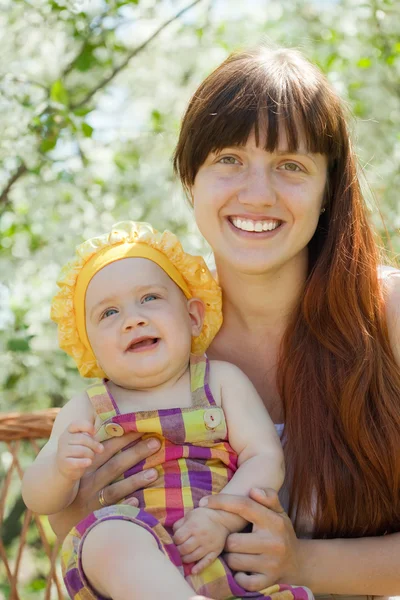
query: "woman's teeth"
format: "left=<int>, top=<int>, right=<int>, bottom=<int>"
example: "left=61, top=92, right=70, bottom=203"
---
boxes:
left=230, top=217, right=280, bottom=232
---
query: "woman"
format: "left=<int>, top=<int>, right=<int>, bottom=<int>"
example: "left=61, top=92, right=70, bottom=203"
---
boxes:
left=49, top=47, right=400, bottom=597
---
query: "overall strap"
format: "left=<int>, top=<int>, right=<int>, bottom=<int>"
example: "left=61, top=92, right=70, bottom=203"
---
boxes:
left=86, top=380, right=119, bottom=422
left=190, top=354, right=217, bottom=408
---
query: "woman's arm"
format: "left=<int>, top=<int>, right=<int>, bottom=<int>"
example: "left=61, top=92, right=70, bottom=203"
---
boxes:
left=204, top=489, right=400, bottom=595
left=300, top=531, right=400, bottom=595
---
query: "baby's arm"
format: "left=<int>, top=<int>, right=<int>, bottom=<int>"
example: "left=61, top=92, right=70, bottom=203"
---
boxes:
left=174, top=361, right=284, bottom=572
left=208, top=360, right=284, bottom=532
left=22, top=391, right=103, bottom=515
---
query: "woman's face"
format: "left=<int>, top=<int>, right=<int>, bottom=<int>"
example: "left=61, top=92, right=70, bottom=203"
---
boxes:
left=191, top=127, right=328, bottom=275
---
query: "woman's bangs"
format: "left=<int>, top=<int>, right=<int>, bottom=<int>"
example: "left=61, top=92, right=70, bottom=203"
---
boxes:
left=198, top=78, right=339, bottom=162
left=261, top=84, right=340, bottom=158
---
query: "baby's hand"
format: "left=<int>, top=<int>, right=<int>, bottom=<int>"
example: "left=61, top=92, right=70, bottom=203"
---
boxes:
left=173, top=506, right=229, bottom=575
left=57, top=421, right=103, bottom=481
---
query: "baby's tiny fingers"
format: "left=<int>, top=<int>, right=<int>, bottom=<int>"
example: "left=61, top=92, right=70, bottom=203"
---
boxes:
left=66, top=445, right=95, bottom=460
left=172, top=517, right=185, bottom=532
left=63, top=457, right=92, bottom=472
left=68, top=421, right=95, bottom=435
left=173, top=526, right=191, bottom=545
left=181, top=547, right=207, bottom=564
left=191, top=552, right=218, bottom=575
left=176, top=536, right=198, bottom=556
left=70, top=434, right=103, bottom=454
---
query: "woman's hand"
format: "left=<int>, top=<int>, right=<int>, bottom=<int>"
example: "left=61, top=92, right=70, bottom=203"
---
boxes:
left=48, top=432, right=160, bottom=539
left=199, top=488, right=305, bottom=592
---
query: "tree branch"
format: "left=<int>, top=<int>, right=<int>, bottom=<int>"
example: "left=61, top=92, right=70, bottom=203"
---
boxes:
left=0, top=163, right=28, bottom=205
left=0, top=0, right=204, bottom=203
left=70, top=0, right=204, bottom=110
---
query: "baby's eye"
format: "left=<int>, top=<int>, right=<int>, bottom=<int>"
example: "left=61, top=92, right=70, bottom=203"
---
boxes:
left=142, top=294, right=159, bottom=303
left=217, top=155, right=239, bottom=165
left=101, top=308, right=118, bottom=319
left=280, top=162, right=302, bottom=172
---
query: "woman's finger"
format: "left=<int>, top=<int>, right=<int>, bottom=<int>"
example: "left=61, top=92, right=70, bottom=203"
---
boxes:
left=225, top=531, right=268, bottom=554
left=95, top=469, right=158, bottom=509
left=234, top=571, right=270, bottom=593
left=224, top=551, right=261, bottom=573
left=90, top=437, right=161, bottom=489
left=200, top=492, right=276, bottom=528
left=89, top=432, right=144, bottom=468
left=120, top=496, right=139, bottom=508
left=249, top=487, right=286, bottom=514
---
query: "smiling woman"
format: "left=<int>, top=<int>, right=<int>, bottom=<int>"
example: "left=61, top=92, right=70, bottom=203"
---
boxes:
left=47, top=47, right=400, bottom=600
left=172, top=46, right=400, bottom=597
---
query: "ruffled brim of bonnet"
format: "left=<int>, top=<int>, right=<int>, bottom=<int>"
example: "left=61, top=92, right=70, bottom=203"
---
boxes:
left=50, top=221, right=222, bottom=379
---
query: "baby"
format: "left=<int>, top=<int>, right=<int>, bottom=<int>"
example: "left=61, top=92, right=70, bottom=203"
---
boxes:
left=22, top=222, right=313, bottom=600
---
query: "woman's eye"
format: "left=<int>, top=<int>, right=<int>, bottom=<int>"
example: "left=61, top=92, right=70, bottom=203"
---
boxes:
left=217, top=156, right=239, bottom=165
left=101, top=308, right=118, bottom=319
left=280, top=162, right=302, bottom=172
left=142, top=294, right=159, bottom=303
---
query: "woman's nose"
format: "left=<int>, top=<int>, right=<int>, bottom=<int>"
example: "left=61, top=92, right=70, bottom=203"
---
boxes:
left=238, top=166, right=277, bottom=207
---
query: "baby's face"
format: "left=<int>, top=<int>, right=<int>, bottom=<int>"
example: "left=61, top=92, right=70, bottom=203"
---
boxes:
left=85, top=258, right=204, bottom=389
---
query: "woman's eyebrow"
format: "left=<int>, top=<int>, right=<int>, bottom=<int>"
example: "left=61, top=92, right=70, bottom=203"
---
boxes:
left=275, top=149, right=317, bottom=165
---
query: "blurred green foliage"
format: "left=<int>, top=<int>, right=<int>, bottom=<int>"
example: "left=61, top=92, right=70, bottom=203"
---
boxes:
left=1, top=0, right=400, bottom=414
left=0, top=0, right=399, bottom=594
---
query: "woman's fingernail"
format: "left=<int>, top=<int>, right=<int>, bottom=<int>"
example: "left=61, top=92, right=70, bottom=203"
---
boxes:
left=123, top=497, right=139, bottom=507
left=199, top=497, right=208, bottom=507
left=253, top=487, right=266, bottom=496
left=147, top=438, right=160, bottom=450
left=144, top=468, right=157, bottom=481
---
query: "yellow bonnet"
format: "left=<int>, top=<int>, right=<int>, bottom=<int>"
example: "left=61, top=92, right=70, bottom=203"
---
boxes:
left=50, top=221, right=222, bottom=379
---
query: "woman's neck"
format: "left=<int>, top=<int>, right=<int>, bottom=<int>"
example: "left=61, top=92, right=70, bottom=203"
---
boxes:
left=215, top=253, right=308, bottom=335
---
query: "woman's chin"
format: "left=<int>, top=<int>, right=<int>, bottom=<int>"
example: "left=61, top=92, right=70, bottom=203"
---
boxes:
left=217, top=249, right=288, bottom=276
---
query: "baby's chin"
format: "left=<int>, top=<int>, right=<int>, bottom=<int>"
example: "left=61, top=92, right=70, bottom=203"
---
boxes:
left=106, top=365, right=178, bottom=391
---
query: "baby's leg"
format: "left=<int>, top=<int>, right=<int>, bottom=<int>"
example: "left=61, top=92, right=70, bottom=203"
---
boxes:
left=81, top=519, right=198, bottom=600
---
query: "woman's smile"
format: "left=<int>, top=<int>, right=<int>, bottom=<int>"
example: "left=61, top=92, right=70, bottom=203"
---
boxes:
left=228, top=215, right=283, bottom=236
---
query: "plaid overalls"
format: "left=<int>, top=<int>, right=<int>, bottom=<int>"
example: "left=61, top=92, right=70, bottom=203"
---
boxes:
left=62, top=354, right=313, bottom=600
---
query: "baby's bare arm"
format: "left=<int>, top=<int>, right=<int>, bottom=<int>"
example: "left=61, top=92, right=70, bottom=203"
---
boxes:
left=22, top=392, right=100, bottom=515
left=207, top=361, right=284, bottom=531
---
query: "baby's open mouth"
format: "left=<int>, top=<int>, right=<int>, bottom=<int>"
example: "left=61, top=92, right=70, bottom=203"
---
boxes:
left=126, top=337, right=160, bottom=352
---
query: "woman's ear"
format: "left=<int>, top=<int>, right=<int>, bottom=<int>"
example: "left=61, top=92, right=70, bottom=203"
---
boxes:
left=187, top=298, right=205, bottom=337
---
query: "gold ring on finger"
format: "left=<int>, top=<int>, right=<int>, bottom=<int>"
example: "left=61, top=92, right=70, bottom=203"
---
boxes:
left=98, top=488, right=109, bottom=507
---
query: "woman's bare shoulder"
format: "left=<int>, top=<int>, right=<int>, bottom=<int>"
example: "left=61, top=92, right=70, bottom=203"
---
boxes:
left=379, top=266, right=400, bottom=365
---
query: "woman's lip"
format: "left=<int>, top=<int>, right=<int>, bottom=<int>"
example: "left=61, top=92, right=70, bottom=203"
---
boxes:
left=228, top=214, right=282, bottom=221
left=226, top=217, right=284, bottom=238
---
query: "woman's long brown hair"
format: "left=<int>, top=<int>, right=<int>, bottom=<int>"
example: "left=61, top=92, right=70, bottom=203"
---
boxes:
left=173, top=47, right=400, bottom=538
